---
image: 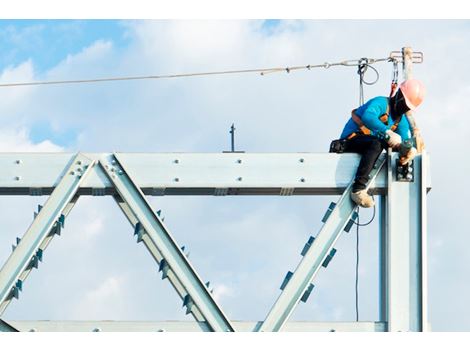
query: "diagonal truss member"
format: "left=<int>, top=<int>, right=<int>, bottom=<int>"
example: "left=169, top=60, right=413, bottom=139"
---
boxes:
left=0, top=154, right=95, bottom=311
left=99, top=154, right=234, bottom=332
left=258, top=154, right=387, bottom=332
left=0, top=153, right=234, bottom=332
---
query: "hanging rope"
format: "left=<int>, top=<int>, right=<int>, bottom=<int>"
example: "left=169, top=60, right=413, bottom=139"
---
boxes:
left=353, top=203, right=377, bottom=322
left=0, top=57, right=391, bottom=88
left=357, top=58, right=380, bottom=105
left=389, top=59, right=399, bottom=97
left=353, top=57, right=381, bottom=321
left=355, top=210, right=360, bottom=322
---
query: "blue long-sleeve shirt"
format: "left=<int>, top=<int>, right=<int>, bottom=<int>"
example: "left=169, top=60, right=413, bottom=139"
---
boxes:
left=340, top=96, right=412, bottom=140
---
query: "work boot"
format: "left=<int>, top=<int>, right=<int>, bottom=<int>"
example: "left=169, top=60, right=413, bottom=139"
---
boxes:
left=351, top=189, right=375, bottom=208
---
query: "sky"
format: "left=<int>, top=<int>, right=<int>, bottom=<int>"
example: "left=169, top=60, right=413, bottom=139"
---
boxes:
left=0, top=19, right=469, bottom=332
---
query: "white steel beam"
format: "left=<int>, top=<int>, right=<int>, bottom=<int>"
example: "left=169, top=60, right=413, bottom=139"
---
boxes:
left=113, top=196, right=206, bottom=322
left=0, top=152, right=394, bottom=196
left=258, top=154, right=387, bottom=332
left=0, top=198, right=79, bottom=315
left=0, top=319, right=18, bottom=332
left=0, top=154, right=95, bottom=308
left=386, top=153, right=427, bottom=331
left=3, top=320, right=387, bottom=332
left=99, top=154, right=234, bottom=332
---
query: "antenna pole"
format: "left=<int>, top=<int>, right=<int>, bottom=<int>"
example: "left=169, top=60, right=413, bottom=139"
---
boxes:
left=230, top=124, right=235, bottom=152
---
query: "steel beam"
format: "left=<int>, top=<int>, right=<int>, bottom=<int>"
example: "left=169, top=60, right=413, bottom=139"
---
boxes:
left=258, top=154, right=387, bottom=332
left=0, top=318, right=18, bottom=332
left=0, top=197, right=79, bottom=315
left=0, top=152, right=395, bottom=196
left=113, top=195, right=206, bottom=322
left=378, top=195, right=387, bottom=322
left=0, top=154, right=95, bottom=308
left=3, top=320, right=387, bottom=332
left=99, top=154, right=234, bottom=332
left=386, top=153, right=427, bottom=331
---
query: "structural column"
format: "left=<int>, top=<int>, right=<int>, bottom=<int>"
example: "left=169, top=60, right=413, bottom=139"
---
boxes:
left=386, top=152, right=427, bottom=331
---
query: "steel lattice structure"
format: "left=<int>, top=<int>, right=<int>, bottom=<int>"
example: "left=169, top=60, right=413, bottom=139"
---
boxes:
left=0, top=151, right=429, bottom=332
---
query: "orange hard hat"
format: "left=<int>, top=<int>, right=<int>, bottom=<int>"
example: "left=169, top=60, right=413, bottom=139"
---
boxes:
left=399, top=79, right=426, bottom=110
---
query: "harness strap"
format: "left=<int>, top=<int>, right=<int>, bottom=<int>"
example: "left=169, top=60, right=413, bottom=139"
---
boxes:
left=348, top=103, right=401, bottom=140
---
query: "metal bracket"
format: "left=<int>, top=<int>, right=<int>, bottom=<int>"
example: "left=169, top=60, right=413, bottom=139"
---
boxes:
left=321, top=202, right=336, bottom=223
left=390, top=51, right=424, bottom=64
left=396, top=160, right=414, bottom=182
left=280, top=271, right=294, bottom=291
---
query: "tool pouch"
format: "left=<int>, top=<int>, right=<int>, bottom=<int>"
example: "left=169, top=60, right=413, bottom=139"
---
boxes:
left=329, top=139, right=348, bottom=153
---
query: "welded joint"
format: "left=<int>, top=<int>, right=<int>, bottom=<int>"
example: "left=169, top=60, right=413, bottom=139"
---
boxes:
left=280, top=271, right=293, bottom=290
left=322, top=248, right=337, bottom=268
left=159, top=259, right=170, bottom=280
left=322, top=202, right=337, bottom=223
left=214, top=188, right=229, bottom=196
left=300, top=283, right=315, bottom=303
left=343, top=211, right=359, bottom=233
left=301, top=236, right=315, bottom=256
left=182, top=294, right=194, bottom=315
left=91, top=188, right=106, bottom=196
left=151, top=188, right=166, bottom=196
left=11, top=237, right=21, bottom=252
left=280, top=188, right=295, bottom=196
left=29, top=188, right=43, bottom=196
left=134, top=222, right=144, bottom=243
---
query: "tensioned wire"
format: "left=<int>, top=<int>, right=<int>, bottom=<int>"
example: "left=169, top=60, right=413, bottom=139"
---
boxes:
left=0, top=57, right=391, bottom=88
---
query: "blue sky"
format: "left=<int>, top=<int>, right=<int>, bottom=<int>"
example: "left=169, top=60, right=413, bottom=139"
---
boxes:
left=0, top=19, right=470, bottom=332
left=0, top=20, right=129, bottom=71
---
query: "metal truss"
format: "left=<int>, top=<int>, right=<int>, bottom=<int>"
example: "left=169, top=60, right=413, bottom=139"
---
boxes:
left=0, top=152, right=430, bottom=332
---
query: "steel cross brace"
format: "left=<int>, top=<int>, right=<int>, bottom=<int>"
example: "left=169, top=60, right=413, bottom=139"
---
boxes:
left=98, top=154, right=234, bottom=332
left=257, top=154, right=387, bottom=332
left=0, top=154, right=95, bottom=309
left=0, top=197, right=79, bottom=315
left=112, top=196, right=206, bottom=322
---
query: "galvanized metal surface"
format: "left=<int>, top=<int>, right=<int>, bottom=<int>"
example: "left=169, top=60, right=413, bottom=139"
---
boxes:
left=386, top=153, right=426, bottom=331
left=0, top=152, right=390, bottom=195
left=258, top=155, right=387, bottom=332
left=4, top=320, right=387, bottom=332
left=113, top=196, right=206, bottom=322
left=99, top=154, right=234, bottom=332
left=0, top=198, right=78, bottom=315
left=0, top=154, right=95, bottom=306
left=0, top=152, right=429, bottom=332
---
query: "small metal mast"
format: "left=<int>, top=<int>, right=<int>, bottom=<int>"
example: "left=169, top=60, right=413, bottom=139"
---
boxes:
left=230, top=123, right=235, bottom=152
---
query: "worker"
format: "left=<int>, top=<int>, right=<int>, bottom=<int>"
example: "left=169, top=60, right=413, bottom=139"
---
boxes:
left=331, top=79, right=426, bottom=208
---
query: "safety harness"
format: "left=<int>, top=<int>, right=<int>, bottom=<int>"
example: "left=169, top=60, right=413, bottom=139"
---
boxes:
left=347, top=101, right=401, bottom=140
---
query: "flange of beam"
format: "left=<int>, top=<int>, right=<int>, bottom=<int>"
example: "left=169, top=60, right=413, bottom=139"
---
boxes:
left=3, top=320, right=387, bottom=332
left=0, top=152, right=408, bottom=196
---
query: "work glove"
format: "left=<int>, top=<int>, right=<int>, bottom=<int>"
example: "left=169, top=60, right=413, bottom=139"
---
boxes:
left=385, top=130, right=402, bottom=148
left=413, top=128, right=426, bottom=153
left=399, top=147, right=417, bottom=165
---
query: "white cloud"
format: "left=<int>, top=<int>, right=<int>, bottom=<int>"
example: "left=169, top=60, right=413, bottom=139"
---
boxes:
left=0, top=128, right=63, bottom=152
left=0, top=60, right=36, bottom=116
left=70, top=275, right=128, bottom=320
left=212, top=283, right=235, bottom=302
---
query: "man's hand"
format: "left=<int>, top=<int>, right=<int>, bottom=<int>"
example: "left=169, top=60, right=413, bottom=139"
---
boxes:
left=399, top=147, right=418, bottom=165
left=413, top=128, right=426, bottom=153
left=386, top=130, right=402, bottom=148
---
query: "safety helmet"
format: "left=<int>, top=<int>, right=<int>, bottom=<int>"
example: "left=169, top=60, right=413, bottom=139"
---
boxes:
left=399, top=79, right=426, bottom=110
